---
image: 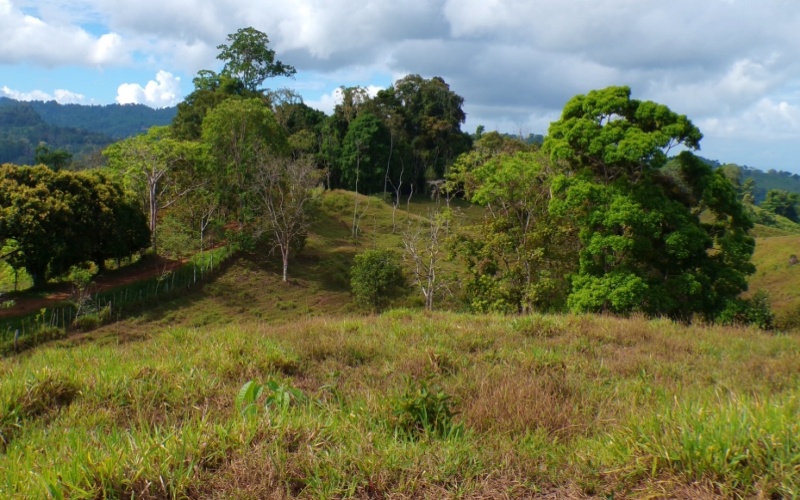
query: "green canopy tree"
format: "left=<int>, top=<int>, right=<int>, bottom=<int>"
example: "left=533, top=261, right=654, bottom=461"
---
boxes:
left=217, top=27, right=296, bottom=92
left=104, top=126, right=200, bottom=252
left=34, top=144, right=72, bottom=171
left=0, top=164, right=149, bottom=287
left=450, top=149, right=578, bottom=313
left=543, top=86, right=754, bottom=321
left=761, top=189, right=799, bottom=222
left=171, top=71, right=262, bottom=141
left=390, top=75, right=471, bottom=189
left=339, top=112, right=392, bottom=193
left=201, top=98, right=288, bottom=225
left=0, top=165, right=71, bottom=286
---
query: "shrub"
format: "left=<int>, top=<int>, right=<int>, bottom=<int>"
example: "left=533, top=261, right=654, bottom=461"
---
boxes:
left=350, top=249, right=406, bottom=311
left=391, top=377, right=463, bottom=440
left=717, top=291, right=775, bottom=330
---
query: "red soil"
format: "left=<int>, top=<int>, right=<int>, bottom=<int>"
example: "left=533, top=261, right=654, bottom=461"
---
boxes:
left=0, top=256, right=186, bottom=319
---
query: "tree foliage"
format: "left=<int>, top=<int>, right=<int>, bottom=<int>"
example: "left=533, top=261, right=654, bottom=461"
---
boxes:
left=350, top=249, right=405, bottom=310
left=0, top=164, right=148, bottom=287
left=216, top=27, right=296, bottom=92
left=104, top=126, right=201, bottom=252
left=451, top=147, right=578, bottom=313
left=761, top=189, right=799, bottom=222
left=544, top=86, right=754, bottom=321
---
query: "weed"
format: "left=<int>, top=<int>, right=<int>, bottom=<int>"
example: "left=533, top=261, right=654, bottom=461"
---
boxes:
left=391, top=377, right=463, bottom=440
left=236, top=379, right=308, bottom=417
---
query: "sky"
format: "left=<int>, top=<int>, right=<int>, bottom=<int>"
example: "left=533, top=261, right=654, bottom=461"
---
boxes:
left=2, top=0, right=800, bottom=173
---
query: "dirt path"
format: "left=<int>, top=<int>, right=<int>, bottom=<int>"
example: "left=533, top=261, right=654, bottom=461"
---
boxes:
left=0, top=256, right=186, bottom=319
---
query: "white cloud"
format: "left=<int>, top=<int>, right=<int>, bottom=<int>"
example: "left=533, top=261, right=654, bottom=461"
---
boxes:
left=699, top=98, right=800, bottom=141
left=305, top=84, right=382, bottom=115
left=0, top=0, right=129, bottom=66
left=116, top=71, right=181, bottom=108
left=1, top=85, right=88, bottom=104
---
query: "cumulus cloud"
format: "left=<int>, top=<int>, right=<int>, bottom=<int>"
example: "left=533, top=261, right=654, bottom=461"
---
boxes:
left=1, top=85, right=88, bottom=104
left=0, top=0, right=128, bottom=66
left=116, top=71, right=181, bottom=108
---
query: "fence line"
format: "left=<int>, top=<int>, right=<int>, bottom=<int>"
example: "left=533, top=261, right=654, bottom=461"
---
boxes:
left=1, top=246, right=236, bottom=354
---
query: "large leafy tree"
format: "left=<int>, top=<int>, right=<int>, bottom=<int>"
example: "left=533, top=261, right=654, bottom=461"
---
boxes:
left=543, top=86, right=754, bottom=321
left=172, top=71, right=261, bottom=141
left=451, top=146, right=578, bottom=313
left=104, top=126, right=200, bottom=252
left=201, top=98, right=288, bottom=224
left=0, top=164, right=149, bottom=287
left=761, top=189, right=799, bottom=222
left=339, top=112, right=392, bottom=193
left=217, top=27, right=296, bottom=92
left=379, top=75, right=471, bottom=191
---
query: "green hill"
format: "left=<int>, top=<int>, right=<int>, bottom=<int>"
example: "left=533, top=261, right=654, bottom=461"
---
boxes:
left=0, top=98, right=176, bottom=165
left=749, top=234, right=800, bottom=328
left=24, top=99, right=176, bottom=139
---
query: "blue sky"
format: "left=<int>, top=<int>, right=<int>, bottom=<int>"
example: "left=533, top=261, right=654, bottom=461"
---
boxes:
left=2, top=0, right=800, bottom=174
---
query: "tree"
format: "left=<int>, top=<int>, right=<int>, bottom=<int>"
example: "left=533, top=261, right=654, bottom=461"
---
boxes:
left=543, top=86, right=754, bottom=321
left=389, top=75, right=471, bottom=190
left=339, top=112, right=392, bottom=193
left=171, top=72, right=260, bottom=141
left=350, top=249, right=406, bottom=311
left=217, top=27, right=296, bottom=92
left=252, top=156, right=320, bottom=282
left=402, top=207, right=452, bottom=310
left=104, top=126, right=199, bottom=252
left=0, top=165, right=71, bottom=286
left=761, top=189, right=799, bottom=222
left=450, top=150, right=578, bottom=313
left=0, top=164, right=149, bottom=287
left=201, top=98, right=288, bottom=225
left=35, top=144, right=72, bottom=171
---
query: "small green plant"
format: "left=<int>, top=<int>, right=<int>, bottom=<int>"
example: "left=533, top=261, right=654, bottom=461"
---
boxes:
left=718, top=290, right=775, bottom=330
left=392, top=377, right=463, bottom=440
left=236, top=379, right=307, bottom=417
left=1, top=299, right=14, bottom=309
left=350, top=249, right=406, bottom=311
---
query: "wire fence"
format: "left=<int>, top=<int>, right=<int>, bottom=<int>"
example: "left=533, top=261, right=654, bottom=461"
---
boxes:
left=0, top=245, right=236, bottom=355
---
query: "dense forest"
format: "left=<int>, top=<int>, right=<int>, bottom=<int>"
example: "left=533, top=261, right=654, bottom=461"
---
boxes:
left=0, top=97, right=176, bottom=166
left=2, top=27, right=799, bottom=328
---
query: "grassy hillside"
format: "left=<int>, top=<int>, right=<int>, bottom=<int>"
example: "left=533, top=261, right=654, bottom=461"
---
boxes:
left=1, top=310, right=798, bottom=498
left=749, top=234, right=800, bottom=328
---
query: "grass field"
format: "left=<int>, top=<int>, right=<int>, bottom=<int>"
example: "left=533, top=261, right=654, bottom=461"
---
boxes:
left=1, top=310, right=798, bottom=498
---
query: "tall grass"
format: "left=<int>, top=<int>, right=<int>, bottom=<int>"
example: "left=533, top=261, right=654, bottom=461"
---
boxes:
left=0, top=311, right=798, bottom=498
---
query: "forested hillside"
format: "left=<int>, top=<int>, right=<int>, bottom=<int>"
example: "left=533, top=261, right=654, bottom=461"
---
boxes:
left=0, top=101, right=113, bottom=165
left=23, top=99, right=176, bottom=138
left=0, top=98, right=176, bottom=165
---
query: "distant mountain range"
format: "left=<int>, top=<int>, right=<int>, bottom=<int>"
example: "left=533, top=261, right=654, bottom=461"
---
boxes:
left=698, top=156, right=800, bottom=203
left=0, top=97, right=176, bottom=165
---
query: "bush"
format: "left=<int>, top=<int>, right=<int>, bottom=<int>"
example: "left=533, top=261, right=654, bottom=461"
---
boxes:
left=718, top=291, right=775, bottom=330
left=391, top=377, right=463, bottom=440
left=350, top=249, right=405, bottom=311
